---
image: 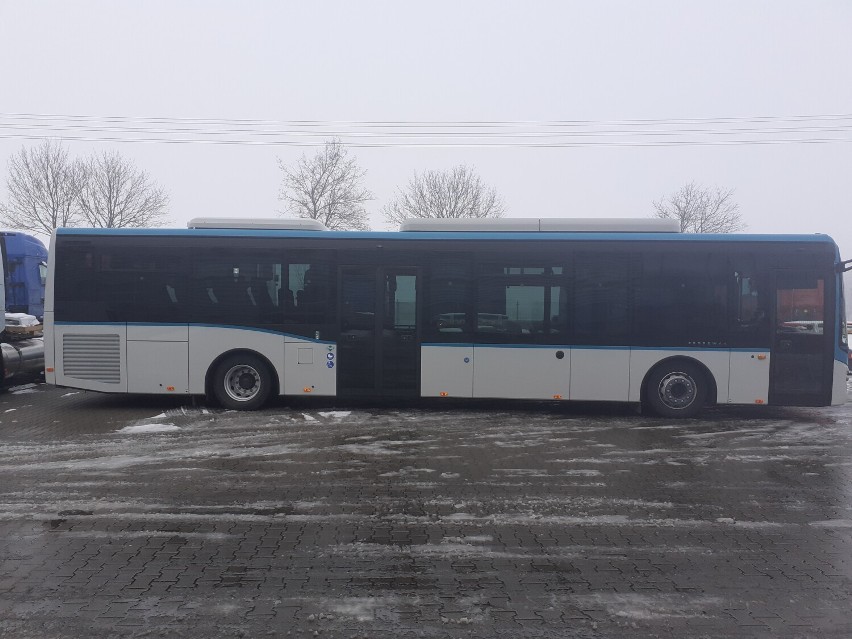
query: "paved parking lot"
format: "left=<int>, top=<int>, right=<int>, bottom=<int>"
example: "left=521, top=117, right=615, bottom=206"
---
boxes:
left=1, top=379, right=851, bottom=638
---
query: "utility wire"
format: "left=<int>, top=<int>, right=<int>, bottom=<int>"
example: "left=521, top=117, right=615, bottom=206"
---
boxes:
left=1, top=133, right=849, bottom=148
left=1, top=112, right=851, bottom=147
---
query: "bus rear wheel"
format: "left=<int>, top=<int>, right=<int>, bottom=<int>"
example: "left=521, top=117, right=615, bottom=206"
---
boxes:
left=212, top=354, right=272, bottom=410
left=644, top=361, right=708, bottom=418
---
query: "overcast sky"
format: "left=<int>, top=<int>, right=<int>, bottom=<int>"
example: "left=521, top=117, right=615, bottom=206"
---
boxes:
left=1, top=1, right=851, bottom=304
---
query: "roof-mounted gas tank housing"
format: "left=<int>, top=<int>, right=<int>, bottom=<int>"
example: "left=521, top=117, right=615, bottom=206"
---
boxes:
left=399, top=218, right=681, bottom=233
left=187, top=218, right=328, bottom=231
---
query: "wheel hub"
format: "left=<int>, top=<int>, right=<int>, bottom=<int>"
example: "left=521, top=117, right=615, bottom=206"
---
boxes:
left=224, top=365, right=261, bottom=402
left=658, top=372, right=697, bottom=410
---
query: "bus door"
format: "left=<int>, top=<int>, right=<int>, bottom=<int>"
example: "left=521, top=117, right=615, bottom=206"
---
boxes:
left=337, top=266, right=420, bottom=397
left=769, top=270, right=832, bottom=405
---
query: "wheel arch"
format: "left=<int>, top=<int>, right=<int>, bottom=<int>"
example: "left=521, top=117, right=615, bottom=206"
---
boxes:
left=640, top=355, right=718, bottom=407
left=205, top=348, right=280, bottom=399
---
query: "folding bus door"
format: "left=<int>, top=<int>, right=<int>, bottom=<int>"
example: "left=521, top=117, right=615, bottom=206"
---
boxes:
left=337, top=266, right=420, bottom=397
left=769, top=270, right=833, bottom=406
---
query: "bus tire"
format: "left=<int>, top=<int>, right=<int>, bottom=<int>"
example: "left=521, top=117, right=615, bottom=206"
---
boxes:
left=644, top=361, right=708, bottom=418
left=212, top=353, right=273, bottom=411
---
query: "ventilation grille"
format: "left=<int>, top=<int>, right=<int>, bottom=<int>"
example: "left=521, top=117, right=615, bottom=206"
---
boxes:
left=62, top=334, right=122, bottom=384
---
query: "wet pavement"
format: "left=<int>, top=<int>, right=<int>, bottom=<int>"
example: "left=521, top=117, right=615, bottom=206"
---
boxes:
left=1, top=379, right=851, bottom=638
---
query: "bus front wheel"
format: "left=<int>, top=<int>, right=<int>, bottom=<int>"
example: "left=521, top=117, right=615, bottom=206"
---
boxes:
left=212, top=354, right=273, bottom=410
left=644, top=361, right=708, bottom=418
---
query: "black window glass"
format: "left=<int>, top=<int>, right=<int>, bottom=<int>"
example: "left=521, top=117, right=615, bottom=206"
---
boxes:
left=475, top=262, right=566, bottom=341
left=426, top=256, right=471, bottom=339
left=54, top=243, right=190, bottom=323
left=100, top=247, right=189, bottom=323
left=191, top=248, right=282, bottom=327
left=53, top=244, right=100, bottom=321
left=573, top=253, right=636, bottom=344
left=284, top=260, right=333, bottom=326
left=636, top=250, right=727, bottom=346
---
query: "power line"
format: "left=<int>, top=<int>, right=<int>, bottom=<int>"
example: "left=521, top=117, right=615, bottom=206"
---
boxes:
left=1, top=132, right=849, bottom=148
left=4, top=111, right=852, bottom=126
left=1, top=112, right=851, bottom=148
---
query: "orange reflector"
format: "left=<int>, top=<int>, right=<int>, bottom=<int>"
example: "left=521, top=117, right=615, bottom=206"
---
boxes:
left=553, top=394, right=563, bottom=400
left=303, top=387, right=312, bottom=393
left=755, top=399, right=765, bottom=404
left=439, top=392, right=449, bottom=397
left=166, top=386, right=175, bottom=392
left=757, top=354, right=767, bottom=360
left=46, top=367, right=55, bottom=373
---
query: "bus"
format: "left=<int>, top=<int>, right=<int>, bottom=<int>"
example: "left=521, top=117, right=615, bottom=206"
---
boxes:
left=44, top=217, right=850, bottom=417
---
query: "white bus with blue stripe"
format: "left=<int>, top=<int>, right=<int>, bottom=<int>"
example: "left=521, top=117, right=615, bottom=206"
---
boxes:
left=44, top=218, right=850, bottom=416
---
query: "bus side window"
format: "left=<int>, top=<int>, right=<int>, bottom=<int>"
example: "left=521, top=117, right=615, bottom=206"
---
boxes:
left=736, top=273, right=761, bottom=324
left=53, top=245, right=102, bottom=321
left=426, top=257, right=471, bottom=338
left=285, top=261, right=332, bottom=324
left=191, top=249, right=283, bottom=326
left=574, top=253, right=635, bottom=344
left=475, top=262, right=566, bottom=340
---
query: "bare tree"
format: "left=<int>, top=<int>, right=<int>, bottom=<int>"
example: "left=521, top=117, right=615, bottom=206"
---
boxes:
left=0, top=140, right=85, bottom=235
left=78, top=151, right=169, bottom=228
left=653, top=182, right=745, bottom=233
left=278, top=140, right=373, bottom=231
left=383, top=164, right=505, bottom=227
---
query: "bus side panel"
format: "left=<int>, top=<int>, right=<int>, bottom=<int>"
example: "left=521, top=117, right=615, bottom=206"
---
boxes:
left=728, top=351, right=770, bottom=405
left=628, top=350, right=731, bottom=404
left=472, top=346, right=569, bottom=400
left=126, top=325, right=189, bottom=394
left=283, top=339, right=337, bottom=396
left=421, top=345, right=473, bottom=398
left=44, top=312, right=56, bottom=385
left=43, top=232, right=57, bottom=386
left=832, top=360, right=848, bottom=406
left=53, top=323, right=127, bottom=393
left=571, top=348, right=630, bottom=402
left=188, top=326, right=285, bottom=395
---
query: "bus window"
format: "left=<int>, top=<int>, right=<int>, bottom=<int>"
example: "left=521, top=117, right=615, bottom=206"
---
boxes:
left=285, top=260, right=333, bottom=326
left=475, top=263, right=565, bottom=339
left=636, top=250, right=727, bottom=346
left=574, top=253, right=636, bottom=344
left=385, top=273, right=416, bottom=329
left=192, top=248, right=282, bottom=326
left=776, top=274, right=825, bottom=331
left=53, top=244, right=100, bottom=321
left=727, top=251, right=770, bottom=346
left=99, top=247, right=189, bottom=323
left=426, top=257, right=471, bottom=338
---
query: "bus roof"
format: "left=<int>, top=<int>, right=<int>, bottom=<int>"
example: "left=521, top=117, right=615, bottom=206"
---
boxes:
left=55, top=226, right=838, bottom=246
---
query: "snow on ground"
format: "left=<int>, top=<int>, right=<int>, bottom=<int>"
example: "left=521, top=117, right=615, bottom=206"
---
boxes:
left=8, top=383, right=40, bottom=395
left=1, top=398, right=851, bottom=538
left=118, top=423, right=181, bottom=434
left=1, top=387, right=852, bottom=637
left=572, top=593, right=724, bottom=620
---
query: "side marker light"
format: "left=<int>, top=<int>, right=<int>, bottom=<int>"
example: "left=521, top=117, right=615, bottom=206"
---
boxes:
left=46, top=367, right=55, bottom=373
left=757, top=354, right=767, bottom=360
left=166, top=386, right=175, bottom=392
left=439, top=392, right=449, bottom=397
left=553, top=394, right=563, bottom=400
left=755, top=399, right=765, bottom=404
left=303, top=387, right=312, bottom=393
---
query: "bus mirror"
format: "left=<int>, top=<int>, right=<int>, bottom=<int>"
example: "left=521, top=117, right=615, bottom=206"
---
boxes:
left=837, top=259, right=852, bottom=273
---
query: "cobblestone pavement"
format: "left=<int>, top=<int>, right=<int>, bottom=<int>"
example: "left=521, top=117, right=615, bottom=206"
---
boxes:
left=0, top=379, right=851, bottom=638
